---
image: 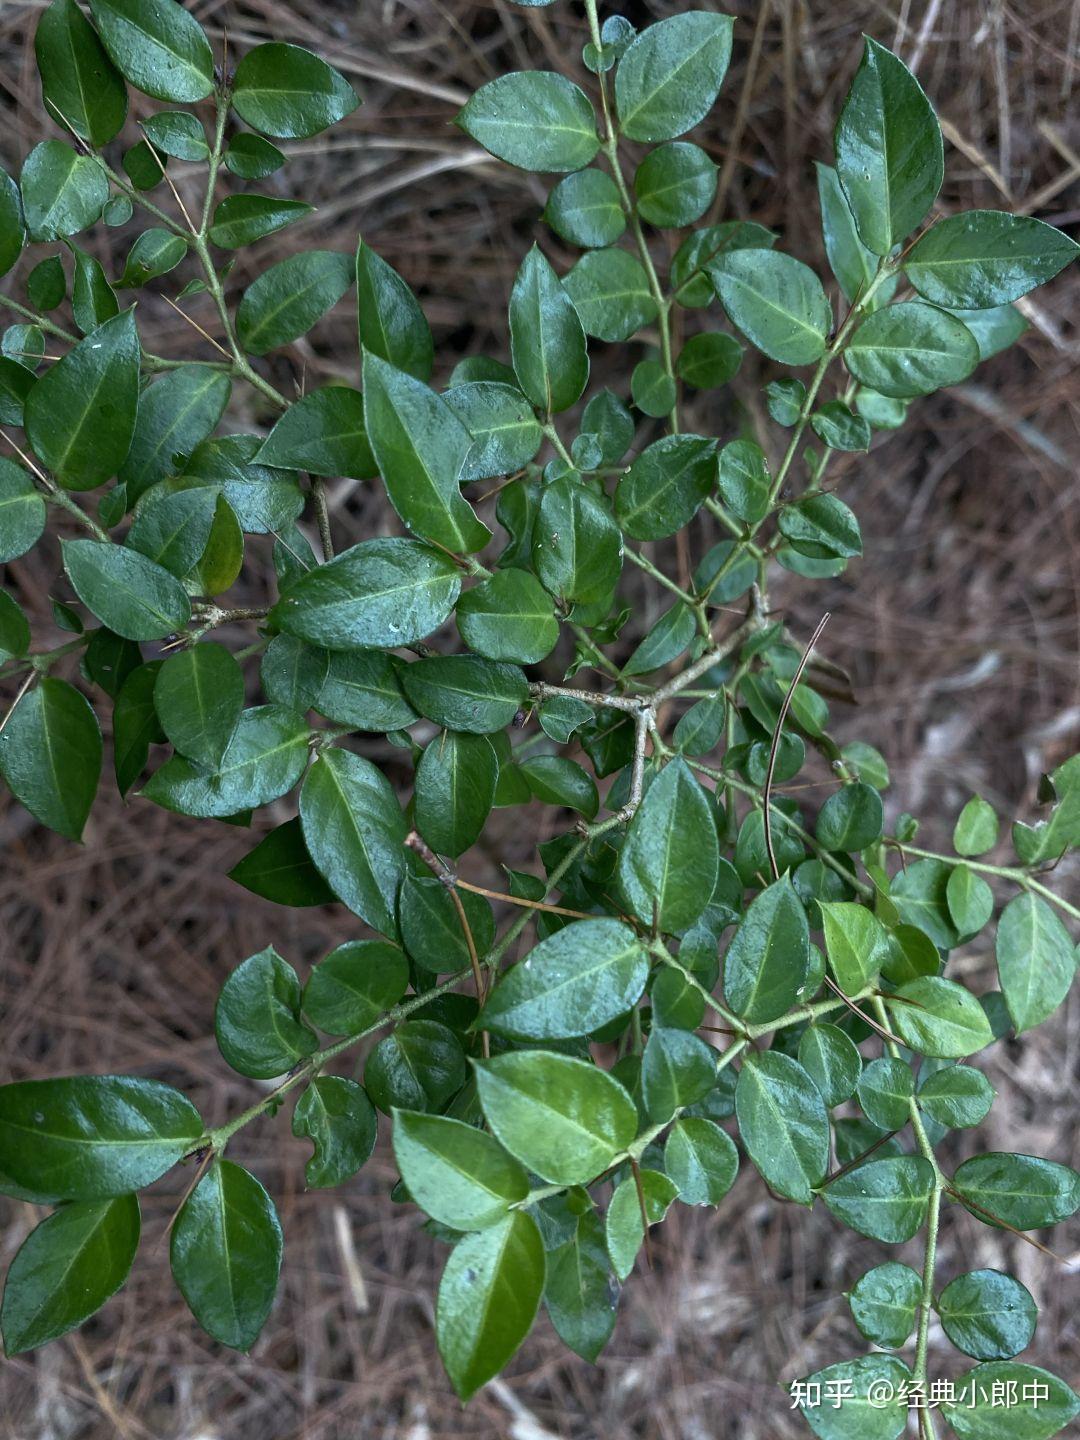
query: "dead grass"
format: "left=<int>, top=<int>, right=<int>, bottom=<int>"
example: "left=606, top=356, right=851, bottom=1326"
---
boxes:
left=0, top=2, right=1078, bottom=1437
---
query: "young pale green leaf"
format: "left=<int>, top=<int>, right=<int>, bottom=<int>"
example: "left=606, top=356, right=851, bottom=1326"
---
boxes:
left=35, top=0, right=127, bottom=145
left=62, top=539, right=190, bottom=640
left=544, top=1212, right=618, bottom=1363
left=533, top=473, right=621, bottom=603
left=445, top=382, right=543, bottom=483
left=457, top=72, right=598, bottom=172
left=0, top=1074, right=201, bottom=1201
left=937, top=1269, right=1037, bottom=1361
left=142, top=705, right=309, bottom=818
left=232, top=42, right=358, bottom=139
left=26, top=309, right=139, bottom=490
left=236, top=250, right=352, bottom=355
left=0, top=459, right=47, bottom=562
left=228, top=817, right=337, bottom=908
left=954, top=794, right=999, bottom=856
left=20, top=140, right=108, bottom=240
left=544, top=168, right=626, bottom=249
left=795, top=1353, right=913, bottom=1440
left=475, top=1050, right=637, bottom=1186
left=798, top=1024, right=862, bottom=1109
left=292, top=1076, right=377, bottom=1188
left=844, top=301, right=979, bottom=399
left=723, top=877, right=809, bottom=1025
left=664, top=1116, right=738, bottom=1206
left=170, top=1159, right=282, bottom=1351
left=299, top=747, right=407, bottom=938
left=392, top=1110, right=529, bottom=1230
left=996, top=892, right=1076, bottom=1035
left=940, top=1363, right=1079, bottom=1440
left=562, top=247, right=657, bottom=342
left=400, top=655, right=528, bottom=735
left=89, top=0, right=213, bottom=102
left=272, top=537, right=461, bottom=650
left=711, top=250, right=831, bottom=366
left=905, top=211, right=1079, bottom=308
left=606, top=1168, right=677, bottom=1281
left=256, top=387, right=376, bottom=481
left=119, top=365, right=231, bottom=504
left=614, top=12, right=734, bottom=143
left=153, top=642, right=243, bottom=769
left=436, top=1211, right=545, bottom=1400
left=886, top=975, right=993, bottom=1058
left=208, top=194, right=313, bottom=249
left=952, top=1152, right=1080, bottom=1231
left=822, top=1155, right=936, bottom=1242
left=0, top=677, right=100, bottom=841
left=848, top=1261, right=921, bottom=1348
left=362, top=351, right=489, bottom=553
left=615, top=434, right=716, bottom=541
left=482, top=918, right=648, bottom=1040
left=735, top=1051, right=829, bottom=1205
left=618, top=758, right=719, bottom=934
left=356, top=238, right=433, bottom=381
left=302, top=939, right=408, bottom=1036
left=413, top=729, right=498, bottom=857
left=214, top=946, right=317, bottom=1080
left=509, top=245, right=589, bottom=413
left=946, top=862, right=994, bottom=937
left=0, top=1194, right=139, bottom=1354
left=834, top=37, right=943, bottom=255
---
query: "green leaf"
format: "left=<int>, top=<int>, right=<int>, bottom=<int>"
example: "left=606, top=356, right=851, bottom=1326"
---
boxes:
left=355, top=237, right=433, bottom=381
left=457, top=72, right=598, bottom=172
left=940, top=1363, right=1079, bottom=1440
left=456, top=569, right=557, bottom=665
left=509, top=245, right=589, bottom=413
left=292, top=1076, right=376, bottom=1188
left=399, top=874, right=494, bottom=975
left=272, top=537, right=461, bottom=650
left=224, top=132, right=285, bottom=179
left=563, top=247, right=657, bottom=342
left=664, top=1116, right=738, bottom=1205
left=815, top=162, right=882, bottom=305
left=299, top=747, right=407, bottom=939
left=142, top=704, right=309, bottom=818
left=364, top=1021, right=465, bottom=1113
left=232, top=41, right=358, bottom=138
left=118, top=227, right=187, bottom=286
left=857, top=1056, right=913, bottom=1130
left=735, top=1050, right=829, bottom=1204
left=723, top=877, right=809, bottom=1025
left=0, top=356, right=34, bottom=426
left=677, top=331, right=743, bottom=389
left=615, top=434, right=716, bottom=541
left=436, top=1211, right=545, bottom=1401
left=819, top=901, right=895, bottom=996
left=1012, top=753, right=1080, bottom=865
left=848, top=1262, right=921, bottom=1348
left=215, top=945, right=317, bottom=1079
left=798, top=1023, right=862, bottom=1108
left=844, top=301, right=979, bottom=399
left=544, top=1212, right=617, bottom=1362
left=126, top=487, right=217, bottom=576
left=256, top=386, right=376, bottom=481
left=0, top=590, right=30, bottom=662
left=227, top=817, right=337, bottom=908
left=614, top=12, right=734, bottom=143
left=952, top=1152, right=1080, bottom=1231
left=795, top=1354, right=913, bottom=1440
left=141, top=111, right=208, bottom=161
left=891, top=857, right=958, bottom=949
left=26, top=309, right=139, bottom=490
left=996, top=892, right=1076, bottom=1035
left=946, top=862, right=994, bottom=937
left=315, top=650, right=416, bottom=731
left=533, top=473, right=621, bottom=603
left=937, top=1270, right=1037, bottom=1361
left=834, top=37, right=943, bottom=255
left=170, top=1159, right=282, bottom=1351
left=917, top=1065, right=994, bottom=1129
left=544, top=168, right=625, bottom=249
left=70, top=245, right=118, bottom=334
left=483, top=918, right=648, bottom=1041
left=400, top=655, right=528, bottom=735
left=392, top=1110, right=529, bottom=1230
left=0, top=167, right=25, bottom=276
left=0, top=677, right=100, bottom=841
left=20, top=140, right=108, bottom=240
left=905, top=211, right=1079, bottom=308
left=955, top=794, right=999, bottom=856
left=618, top=758, right=719, bottom=933
left=113, top=660, right=162, bottom=795
left=0, top=1074, right=201, bottom=1201
left=88, top=0, right=212, bottom=102
left=947, top=302, right=1029, bottom=361
left=236, top=250, right=352, bottom=355
left=121, top=138, right=165, bottom=190
left=671, top=219, right=776, bottom=306
left=0, top=458, right=47, bottom=561
left=28, top=255, right=66, bottom=312
left=208, top=194, right=312, bottom=249
left=445, top=382, right=543, bottom=483
left=518, top=754, right=598, bottom=818
left=260, top=634, right=328, bottom=714
left=119, top=365, right=231, bottom=504
left=62, top=539, right=190, bottom=640
left=303, top=939, right=408, bottom=1036
left=634, top=141, right=716, bottom=227
left=414, top=729, right=498, bottom=857
left=641, top=1027, right=716, bottom=1122
left=153, top=642, right=243, bottom=768
left=0, top=1194, right=139, bottom=1354
left=475, top=1050, right=637, bottom=1186
left=716, top=439, right=769, bottom=523
left=815, top=782, right=883, bottom=850
left=821, top=1155, right=936, bottom=1242
left=605, top=1168, right=677, bottom=1280
left=362, top=351, right=489, bottom=552
left=711, top=250, right=831, bottom=365
left=886, top=975, right=993, bottom=1058
left=811, top=400, right=871, bottom=452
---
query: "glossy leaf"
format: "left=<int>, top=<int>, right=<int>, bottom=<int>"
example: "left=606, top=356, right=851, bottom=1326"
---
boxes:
left=844, top=301, right=979, bottom=399
left=457, top=72, right=598, bottom=172
left=142, top=705, right=309, bottom=818
left=735, top=1050, right=829, bottom=1204
left=356, top=238, right=433, bottom=381
left=905, top=211, right=1078, bottom=308
left=614, top=12, right=734, bottom=143
left=940, top=1363, right=1079, bottom=1440
left=232, top=42, right=358, bottom=139
left=392, top=1110, right=528, bottom=1230
left=848, top=1261, right=921, bottom=1348
left=0, top=677, right=100, bottom=841
left=618, top=758, right=719, bottom=933
left=153, top=642, right=244, bottom=769
left=823, top=1156, right=936, bottom=1242
left=605, top=1168, right=676, bottom=1280
left=236, top=250, right=352, bottom=355
left=509, top=245, right=589, bottom=413
left=996, top=892, right=1076, bottom=1035
left=215, top=946, right=317, bottom=1080
left=724, top=877, right=809, bottom=1024
left=21, top=141, right=108, bottom=241
left=937, top=1269, right=1037, bottom=1361
left=952, top=1152, right=1080, bottom=1231
left=711, top=250, right=831, bottom=366
left=886, top=976, right=993, bottom=1059
left=615, top=434, right=716, bottom=541
left=413, top=729, right=498, bottom=857
left=292, top=1076, right=377, bottom=1188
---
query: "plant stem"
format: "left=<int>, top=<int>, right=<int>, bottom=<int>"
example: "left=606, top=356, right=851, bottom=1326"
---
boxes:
left=890, top=840, right=1080, bottom=923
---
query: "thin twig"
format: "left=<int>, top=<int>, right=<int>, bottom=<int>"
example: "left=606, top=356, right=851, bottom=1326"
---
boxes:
left=763, top=612, right=830, bottom=880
